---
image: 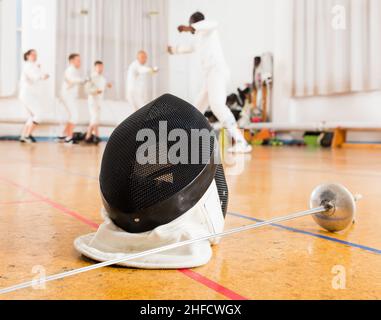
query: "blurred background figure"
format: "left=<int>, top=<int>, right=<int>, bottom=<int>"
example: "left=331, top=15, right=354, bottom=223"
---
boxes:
left=18, top=49, right=49, bottom=143
left=126, top=50, right=159, bottom=112
left=85, top=61, right=112, bottom=145
left=59, top=53, right=86, bottom=144
left=168, top=12, right=251, bottom=153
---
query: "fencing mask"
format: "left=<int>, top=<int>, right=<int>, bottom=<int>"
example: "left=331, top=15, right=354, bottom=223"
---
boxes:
left=75, top=94, right=229, bottom=269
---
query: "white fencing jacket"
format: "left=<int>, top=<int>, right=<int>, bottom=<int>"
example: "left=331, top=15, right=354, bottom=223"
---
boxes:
left=173, top=20, right=228, bottom=73
left=61, top=65, right=84, bottom=99
left=19, top=61, right=45, bottom=98
left=126, top=60, right=153, bottom=94
left=87, top=71, right=107, bottom=104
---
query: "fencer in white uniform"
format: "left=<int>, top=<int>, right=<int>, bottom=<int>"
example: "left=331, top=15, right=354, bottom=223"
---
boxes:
left=126, top=50, right=158, bottom=112
left=85, top=61, right=112, bottom=144
left=60, top=53, right=85, bottom=143
left=19, top=49, right=49, bottom=143
left=168, top=12, right=251, bottom=153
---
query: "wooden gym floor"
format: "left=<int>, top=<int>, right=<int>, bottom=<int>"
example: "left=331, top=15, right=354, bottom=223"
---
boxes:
left=0, top=142, right=380, bottom=300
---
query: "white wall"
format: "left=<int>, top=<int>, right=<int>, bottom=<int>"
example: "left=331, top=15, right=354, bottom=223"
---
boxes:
left=289, top=92, right=381, bottom=124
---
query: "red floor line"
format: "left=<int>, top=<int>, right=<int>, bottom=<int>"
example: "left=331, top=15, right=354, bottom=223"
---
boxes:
left=0, top=177, right=98, bottom=229
left=179, top=269, right=248, bottom=300
left=0, top=200, right=42, bottom=206
left=0, top=176, right=249, bottom=300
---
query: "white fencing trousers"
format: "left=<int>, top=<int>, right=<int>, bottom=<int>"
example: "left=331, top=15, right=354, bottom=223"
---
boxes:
left=19, top=92, right=42, bottom=124
left=88, top=96, right=101, bottom=125
left=61, top=95, right=79, bottom=125
left=195, top=68, right=245, bottom=144
left=74, top=180, right=225, bottom=269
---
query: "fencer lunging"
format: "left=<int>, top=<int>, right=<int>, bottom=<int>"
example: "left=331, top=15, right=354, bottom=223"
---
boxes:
left=85, top=61, right=112, bottom=144
left=126, top=50, right=158, bottom=112
left=168, top=12, right=251, bottom=153
left=19, top=49, right=49, bottom=143
left=60, top=53, right=86, bottom=144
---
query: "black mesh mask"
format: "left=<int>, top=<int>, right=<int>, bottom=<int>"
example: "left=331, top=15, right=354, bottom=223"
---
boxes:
left=100, top=94, right=228, bottom=233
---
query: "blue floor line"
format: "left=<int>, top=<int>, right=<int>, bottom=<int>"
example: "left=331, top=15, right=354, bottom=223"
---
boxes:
left=228, top=212, right=381, bottom=255
left=0, top=136, right=109, bottom=142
